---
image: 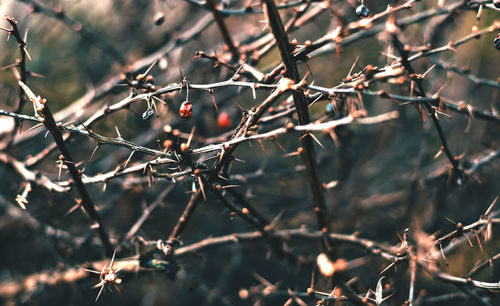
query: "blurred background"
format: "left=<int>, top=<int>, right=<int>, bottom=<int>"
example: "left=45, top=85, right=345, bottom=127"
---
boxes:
left=0, top=0, right=499, bottom=305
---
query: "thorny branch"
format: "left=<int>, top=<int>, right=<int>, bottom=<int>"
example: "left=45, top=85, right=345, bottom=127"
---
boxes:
left=263, top=0, right=328, bottom=240
left=3, top=17, right=29, bottom=148
left=18, top=81, right=114, bottom=256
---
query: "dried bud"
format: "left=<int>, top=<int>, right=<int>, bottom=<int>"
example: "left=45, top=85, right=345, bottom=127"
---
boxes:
left=316, top=253, right=335, bottom=277
left=72, top=22, right=82, bottom=32
left=53, top=5, right=64, bottom=18
left=30, top=4, right=40, bottom=13
left=334, top=258, right=347, bottom=272
left=162, top=139, right=173, bottom=148
left=163, top=125, right=172, bottom=133
left=239, top=289, right=249, bottom=299
left=180, top=143, right=190, bottom=152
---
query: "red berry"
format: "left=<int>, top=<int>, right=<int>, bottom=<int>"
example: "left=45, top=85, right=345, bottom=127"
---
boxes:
left=179, top=101, right=192, bottom=119
left=217, top=112, right=232, bottom=130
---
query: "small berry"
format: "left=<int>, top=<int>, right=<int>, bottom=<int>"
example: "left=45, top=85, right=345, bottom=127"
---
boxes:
left=154, top=12, right=165, bottom=26
left=356, top=4, right=369, bottom=18
left=142, top=108, right=154, bottom=120
left=217, top=112, right=232, bottom=130
left=325, top=102, right=335, bottom=115
left=495, top=33, right=500, bottom=50
left=179, top=101, right=193, bottom=119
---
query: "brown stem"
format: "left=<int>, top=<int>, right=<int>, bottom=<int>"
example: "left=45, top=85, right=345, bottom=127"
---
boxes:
left=5, top=17, right=28, bottom=148
left=206, top=0, right=239, bottom=61
left=28, top=91, right=114, bottom=256
left=390, top=31, right=459, bottom=170
left=262, top=0, right=327, bottom=232
left=168, top=189, right=202, bottom=242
